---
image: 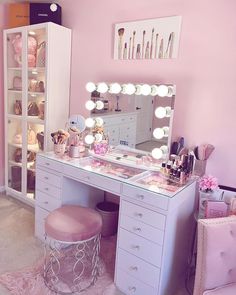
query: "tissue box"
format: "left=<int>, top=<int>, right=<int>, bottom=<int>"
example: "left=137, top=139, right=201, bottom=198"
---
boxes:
left=30, top=3, right=62, bottom=25
left=205, top=200, right=228, bottom=218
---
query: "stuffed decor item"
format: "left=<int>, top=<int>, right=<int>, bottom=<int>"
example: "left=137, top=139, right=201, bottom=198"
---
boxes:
left=14, top=100, right=22, bottom=115
left=27, top=127, right=37, bottom=145
left=28, top=101, right=39, bottom=116
left=12, top=34, right=37, bottom=67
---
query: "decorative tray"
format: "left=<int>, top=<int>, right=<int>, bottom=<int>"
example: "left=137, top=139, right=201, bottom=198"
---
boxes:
left=89, top=145, right=162, bottom=171
left=78, top=156, right=144, bottom=180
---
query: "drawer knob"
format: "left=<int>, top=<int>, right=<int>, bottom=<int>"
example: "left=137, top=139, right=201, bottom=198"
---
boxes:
left=44, top=201, right=49, bottom=204
left=85, top=176, right=90, bottom=180
left=129, top=266, right=138, bottom=271
left=45, top=188, right=49, bottom=191
left=45, top=162, right=50, bottom=166
left=44, top=176, right=49, bottom=180
left=133, top=227, right=141, bottom=232
left=136, top=194, right=144, bottom=200
left=131, top=245, right=140, bottom=250
left=128, top=286, right=136, bottom=292
left=134, top=212, right=143, bottom=218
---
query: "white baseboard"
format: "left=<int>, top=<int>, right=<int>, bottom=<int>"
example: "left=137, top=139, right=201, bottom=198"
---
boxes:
left=0, top=186, right=5, bottom=193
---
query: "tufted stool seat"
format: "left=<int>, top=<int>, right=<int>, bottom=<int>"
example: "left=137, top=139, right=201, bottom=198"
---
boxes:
left=43, top=205, right=102, bottom=294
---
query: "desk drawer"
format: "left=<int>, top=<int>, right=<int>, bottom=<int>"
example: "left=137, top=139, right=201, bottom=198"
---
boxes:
left=121, top=200, right=166, bottom=231
left=117, top=248, right=160, bottom=289
left=123, top=184, right=169, bottom=210
left=35, top=190, right=62, bottom=211
left=120, top=214, right=164, bottom=245
left=116, top=268, right=156, bottom=295
left=64, top=165, right=122, bottom=194
left=36, top=156, right=62, bottom=172
left=36, top=169, right=61, bottom=189
left=118, top=228, right=162, bottom=267
left=36, top=179, right=61, bottom=199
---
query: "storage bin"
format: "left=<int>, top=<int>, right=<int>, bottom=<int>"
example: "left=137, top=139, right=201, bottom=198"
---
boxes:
left=96, top=201, right=119, bottom=237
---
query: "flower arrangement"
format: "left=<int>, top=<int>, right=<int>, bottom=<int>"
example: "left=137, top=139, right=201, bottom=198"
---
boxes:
left=199, top=175, right=218, bottom=192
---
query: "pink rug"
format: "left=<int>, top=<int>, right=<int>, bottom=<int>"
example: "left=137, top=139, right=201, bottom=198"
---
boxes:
left=0, top=236, right=116, bottom=295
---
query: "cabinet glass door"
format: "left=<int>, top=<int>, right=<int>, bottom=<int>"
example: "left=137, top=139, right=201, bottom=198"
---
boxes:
left=6, top=32, right=23, bottom=116
left=7, top=118, right=23, bottom=192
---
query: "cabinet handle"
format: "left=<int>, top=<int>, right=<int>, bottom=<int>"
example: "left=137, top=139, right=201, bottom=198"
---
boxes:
left=44, top=201, right=49, bottom=204
left=128, top=286, right=136, bottom=292
left=131, top=245, right=140, bottom=250
left=133, top=227, right=141, bottom=232
left=44, top=187, right=49, bottom=191
left=45, top=162, right=50, bottom=166
left=85, top=176, right=90, bottom=180
left=129, top=266, right=138, bottom=271
left=44, top=176, right=49, bottom=180
left=136, top=194, right=144, bottom=200
left=134, top=212, right=143, bottom=218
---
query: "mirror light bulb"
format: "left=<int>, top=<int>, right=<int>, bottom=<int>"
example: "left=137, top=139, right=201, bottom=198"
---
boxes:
left=96, top=100, right=104, bottom=110
left=150, top=85, right=158, bottom=96
left=95, top=117, right=104, bottom=127
left=155, top=107, right=166, bottom=119
left=95, top=133, right=103, bottom=142
left=153, top=128, right=165, bottom=139
left=163, top=127, right=169, bottom=137
left=157, top=85, right=169, bottom=97
left=140, top=84, right=151, bottom=96
left=135, top=84, right=142, bottom=95
left=151, top=148, right=163, bottom=160
left=86, top=82, right=96, bottom=93
left=85, top=134, right=95, bottom=145
left=85, top=100, right=96, bottom=111
left=125, top=83, right=136, bottom=95
left=97, top=82, right=108, bottom=93
left=109, top=83, right=121, bottom=94
left=85, top=118, right=95, bottom=128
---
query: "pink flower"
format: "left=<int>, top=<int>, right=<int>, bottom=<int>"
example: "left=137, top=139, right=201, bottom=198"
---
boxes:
left=199, top=175, right=218, bottom=192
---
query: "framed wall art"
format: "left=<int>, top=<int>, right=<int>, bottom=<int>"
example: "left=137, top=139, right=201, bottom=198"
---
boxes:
left=114, top=16, right=182, bottom=60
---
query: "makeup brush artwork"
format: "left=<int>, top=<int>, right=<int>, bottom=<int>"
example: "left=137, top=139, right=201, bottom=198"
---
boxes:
left=114, top=16, right=182, bottom=60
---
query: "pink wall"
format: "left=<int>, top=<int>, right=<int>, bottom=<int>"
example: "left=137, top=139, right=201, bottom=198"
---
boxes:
left=59, top=0, right=236, bottom=187
left=0, top=0, right=236, bottom=187
left=0, top=5, right=6, bottom=187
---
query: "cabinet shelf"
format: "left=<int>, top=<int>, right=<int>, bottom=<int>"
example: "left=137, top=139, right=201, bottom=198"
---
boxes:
left=7, top=114, right=22, bottom=120
left=8, top=67, right=22, bottom=71
left=28, top=67, right=45, bottom=72
left=27, top=116, right=44, bottom=124
left=9, top=160, right=35, bottom=170
left=28, top=91, right=45, bottom=96
left=8, top=142, right=40, bottom=153
left=8, top=89, right=22, bottom=93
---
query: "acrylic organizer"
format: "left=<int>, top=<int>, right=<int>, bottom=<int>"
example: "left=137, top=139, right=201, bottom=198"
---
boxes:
left=78, top=157, right=144, bottom=180
left=193, top=159, right=207, bottom=176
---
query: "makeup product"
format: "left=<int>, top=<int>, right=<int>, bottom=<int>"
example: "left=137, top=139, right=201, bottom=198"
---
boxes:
left=136, top=44, right=141, bottom=59
left=123, top=42, right=128, bottom=59
left=161, top=162, right=166, bottom=175
left=155, top=33, right=159, bottom=59
left=132, top=30, right=136, bottom=59
left=150, top=28, right=154, bottom=59
left=165, top=32, right=172, bottom=58
left=145, top=41, right=150, bottom=59
left=169, top=32, right=175, bottom=58
left=128, top=37, right=132, bottom=59
left=158, top=38, right=164, bottom=58
left=142, top=30, right=146, bottom=59
left=118, top=28, right=125, bottom=59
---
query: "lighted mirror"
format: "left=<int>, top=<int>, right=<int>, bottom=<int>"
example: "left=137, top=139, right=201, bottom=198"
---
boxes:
left=85, top=82, right=175, bottom=157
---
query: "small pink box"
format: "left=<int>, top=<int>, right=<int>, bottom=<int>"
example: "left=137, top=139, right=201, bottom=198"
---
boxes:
left=205, top=201, right=228, bottom=218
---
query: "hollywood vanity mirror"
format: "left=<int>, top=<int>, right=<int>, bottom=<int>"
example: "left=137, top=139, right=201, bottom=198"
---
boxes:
left=85, top=82, right=176, bottom=160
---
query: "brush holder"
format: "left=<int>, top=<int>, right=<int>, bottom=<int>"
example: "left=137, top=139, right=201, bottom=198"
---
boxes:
left=54, top=143, right=66, bottom=156
left=194, top=159, right=207, bottom=177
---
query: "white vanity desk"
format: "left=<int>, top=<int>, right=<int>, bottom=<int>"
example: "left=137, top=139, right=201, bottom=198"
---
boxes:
left=35, top=152, right=197, bottom=295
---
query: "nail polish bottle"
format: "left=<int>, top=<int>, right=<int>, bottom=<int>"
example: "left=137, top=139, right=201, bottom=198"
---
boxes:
left=161, top=162, right=166, bottom=175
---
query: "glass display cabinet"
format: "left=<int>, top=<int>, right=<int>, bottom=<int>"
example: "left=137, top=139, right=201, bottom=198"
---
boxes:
left=4, top=23, right=71, bottom=205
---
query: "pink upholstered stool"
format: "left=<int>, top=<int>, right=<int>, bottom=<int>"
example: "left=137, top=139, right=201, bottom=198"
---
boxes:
left=43, top=205, right=102, bottom=294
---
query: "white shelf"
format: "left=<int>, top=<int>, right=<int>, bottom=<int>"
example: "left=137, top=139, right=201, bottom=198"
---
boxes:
left=28, top=67, right=45, bottom=72
left=28, top=91, right=45, bottom=96
left=8, top=67, right=22, bottom=71
left=7, top=114, right=22, bottom=120
left=8, top=89, right=22, bottom=93
left=27, top=116, right=44, bottom=124
left=8, top=142, right=40, bottom=153
left=9, top=160, right=35, bottom=170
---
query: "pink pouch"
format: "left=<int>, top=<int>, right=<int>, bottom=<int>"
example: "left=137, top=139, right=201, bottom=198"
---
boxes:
left=13, top=76, right=22, bottom=90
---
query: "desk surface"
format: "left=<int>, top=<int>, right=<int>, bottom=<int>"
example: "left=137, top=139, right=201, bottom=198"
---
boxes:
left=38, top=152, right=195, bottom=198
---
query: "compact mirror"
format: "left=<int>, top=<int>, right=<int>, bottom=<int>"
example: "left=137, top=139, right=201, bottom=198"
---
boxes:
left=68, top=114, right=86, bottom=132
left=85, top=82, right=175, bottom=159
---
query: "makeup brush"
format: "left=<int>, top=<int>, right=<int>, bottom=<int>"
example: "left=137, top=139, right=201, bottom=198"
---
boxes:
left=132, top=30, right=136, bottom=59
left=118, top=28, right=125, bottom=59
left=165, top=33, right=172, bottom=58
left=136, top=44, right=141, bottom=59
left=145, top=41, right=150, bottom=59
left=123, top=42, right=128, bottom=59
left=142, top=30, right=146, bottom=59
left=155, top=33, right=159, bottom=59
left=150, top=28, right=154, bottom=59
left=169, top=32, right=175, bottom=58
left=128, top=37, right=132, bottom=59
left=158, top=38, right=164, bottom=58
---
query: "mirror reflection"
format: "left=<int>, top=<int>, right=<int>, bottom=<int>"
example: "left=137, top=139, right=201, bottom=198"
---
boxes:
left=87, top=83, right=175, bottom=154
